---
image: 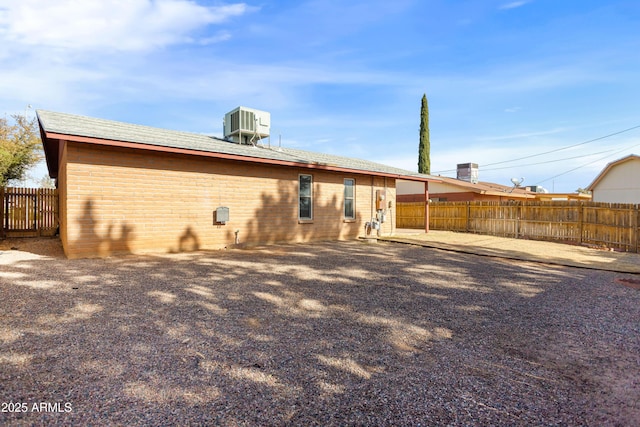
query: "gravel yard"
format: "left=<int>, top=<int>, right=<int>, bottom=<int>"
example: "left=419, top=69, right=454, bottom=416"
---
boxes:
left=1, top=240, right=639, bottom=426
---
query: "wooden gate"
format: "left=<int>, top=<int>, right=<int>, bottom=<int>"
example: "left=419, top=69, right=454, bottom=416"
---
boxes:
left=1, top=187, right=59, bottom=238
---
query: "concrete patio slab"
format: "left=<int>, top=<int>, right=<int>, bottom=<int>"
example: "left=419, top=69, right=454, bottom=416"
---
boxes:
left=383, top=230, right=640, bottom=274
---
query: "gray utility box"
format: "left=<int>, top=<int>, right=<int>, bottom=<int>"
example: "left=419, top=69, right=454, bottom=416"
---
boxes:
left=215, top=207, right=229, bottom=224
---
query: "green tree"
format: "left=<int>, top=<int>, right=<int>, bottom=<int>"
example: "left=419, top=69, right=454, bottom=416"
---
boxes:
left=576, top=187, right=591, bottom=195
left=418, top=93, right=430, bottom=174
left=38, top=174, right=56, bottom=189
left=0, top=113, right=43, bottom=186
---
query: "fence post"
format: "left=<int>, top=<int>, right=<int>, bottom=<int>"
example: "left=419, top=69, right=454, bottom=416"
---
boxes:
left=37, top=188, right=42, bottom=237
left=465, top=202, right=470, bottom=232
left=32, top=189, right=37, bottom=234
left=516, top=202, right=521, bottom=239
left=578, top=202, right=584, bottom=246
left=633, top=204, right=639, bottom=253
left=0, top=187, right=4, bottom=239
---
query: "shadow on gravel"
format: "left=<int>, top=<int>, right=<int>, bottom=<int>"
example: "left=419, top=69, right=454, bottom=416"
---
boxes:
left=1, top=241, right=639, bottom=425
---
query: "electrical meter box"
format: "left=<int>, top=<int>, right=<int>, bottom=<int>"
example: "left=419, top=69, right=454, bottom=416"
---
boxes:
left=215, top=207, right=229, bottom=224
left=376, top=190, right=386, bottom=210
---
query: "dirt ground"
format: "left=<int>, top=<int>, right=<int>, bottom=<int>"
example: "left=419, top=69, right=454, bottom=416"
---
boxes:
left=1, top=238, right=639, bottom=425
left=0, top=237, right=65, bottom=259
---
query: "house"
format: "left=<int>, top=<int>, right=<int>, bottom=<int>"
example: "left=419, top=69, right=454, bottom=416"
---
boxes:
left=587, top=154, right=640, bottom=203
left=37, top=110, right=435, bottom=258
left=398, top=164, right=534, bottom=202
left=529, top=191, right=591, bottom=202
left=398, top=163, right=533, bottom=202
left=397, top=176, right=535, bottom=202
left=398, top=162, right=591, bottom=203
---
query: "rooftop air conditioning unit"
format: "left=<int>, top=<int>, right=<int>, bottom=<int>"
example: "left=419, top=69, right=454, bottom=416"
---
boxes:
left=457, top=163, right=479, bottom=184
left=223, top=106, right=270, bottom=145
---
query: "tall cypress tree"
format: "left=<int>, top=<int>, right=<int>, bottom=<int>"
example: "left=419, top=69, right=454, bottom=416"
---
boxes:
left=418, top=93, right=430, bottom=174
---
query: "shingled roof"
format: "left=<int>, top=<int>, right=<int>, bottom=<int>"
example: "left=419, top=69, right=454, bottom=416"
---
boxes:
left=405, top=175, right=535, bottom=199
left=37, top=110, right=435, bottom=182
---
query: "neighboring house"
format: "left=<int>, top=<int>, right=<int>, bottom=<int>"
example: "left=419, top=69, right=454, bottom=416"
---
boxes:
left=587, top=154, right=640, bottom=203
left=398, top=161, right=591, bottom=203
left=530, top=192, right=591, bottom=202
left=38, top=110, right=435, bottom=258
left=397, top=176, right=535, bottom=202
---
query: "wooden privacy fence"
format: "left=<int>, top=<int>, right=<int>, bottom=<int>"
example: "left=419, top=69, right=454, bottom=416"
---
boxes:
left=397, top=201, right=640, bottom=253
left=395, top=201, right=426, bottom=229
left=1, top=187, right=59, bottom=238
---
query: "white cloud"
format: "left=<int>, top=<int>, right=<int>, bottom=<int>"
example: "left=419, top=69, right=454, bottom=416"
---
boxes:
left=481, top=64, right=603, bottom=94
left=107, top=59, right=408, bottom=110
left=499, top=1, right=530, bottom=10
left=0, top=0, right=253, bottom=52
left=477, top=127, right=568, bottom=142
left=199, top=31, right=232, bottom=45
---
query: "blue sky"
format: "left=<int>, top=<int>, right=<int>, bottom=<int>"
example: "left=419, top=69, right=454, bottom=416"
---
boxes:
left=1, top=0, right=639, bottom=192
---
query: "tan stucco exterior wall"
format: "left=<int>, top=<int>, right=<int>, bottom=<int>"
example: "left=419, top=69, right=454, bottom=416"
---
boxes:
left=60, top=142, right=396, bottom=258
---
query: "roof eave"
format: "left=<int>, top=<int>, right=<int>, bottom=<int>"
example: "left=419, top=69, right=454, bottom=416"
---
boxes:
left=587, top=154, right=640, bottom=190
left=38, top=116, right=60, bottom=179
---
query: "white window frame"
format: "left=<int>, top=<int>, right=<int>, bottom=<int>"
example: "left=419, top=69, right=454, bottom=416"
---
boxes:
left=298, top=174, right=313, bottom=220
left=344, top=178, right=355, bottom=219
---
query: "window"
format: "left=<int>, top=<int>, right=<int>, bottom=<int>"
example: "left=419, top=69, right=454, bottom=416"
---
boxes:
left=299, top=174, right=313, bottom=220
left=344, top=178, right=355, bottom=219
